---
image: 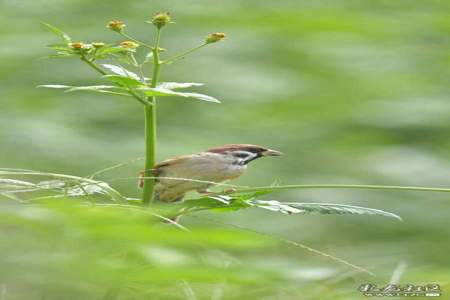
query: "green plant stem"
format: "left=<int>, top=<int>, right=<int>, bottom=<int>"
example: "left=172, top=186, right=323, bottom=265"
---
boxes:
left=161, top=43, right=207, bottom=64
left=80, top=55, right=149, bottom=105
left=80, top=56, right=107, bottom=75
left=234, top=184, right=450, bottom=194
left=127, top=87, right=149, bottom=105
left=142, top=27, right=162, bottom=205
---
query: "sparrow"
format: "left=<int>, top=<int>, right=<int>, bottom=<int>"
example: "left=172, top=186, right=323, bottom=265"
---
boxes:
left=147, top=144, right=282, bottom=202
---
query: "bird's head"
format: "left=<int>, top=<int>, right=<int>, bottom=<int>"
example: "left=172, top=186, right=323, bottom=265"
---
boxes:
left=206, top=144, right=283, bottom=165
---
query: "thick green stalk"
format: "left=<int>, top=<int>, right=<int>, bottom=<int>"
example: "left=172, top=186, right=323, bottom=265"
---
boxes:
left=142, top=28, right=162, bottom=205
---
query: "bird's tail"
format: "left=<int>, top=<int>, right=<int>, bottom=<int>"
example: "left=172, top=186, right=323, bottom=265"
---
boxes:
left=138, top=171, right=145, bottom=189
left=138, top=169, right=158, bottom=189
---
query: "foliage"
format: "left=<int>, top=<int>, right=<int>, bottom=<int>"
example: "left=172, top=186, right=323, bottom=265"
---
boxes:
left=1, top=2, right=450, bottom=299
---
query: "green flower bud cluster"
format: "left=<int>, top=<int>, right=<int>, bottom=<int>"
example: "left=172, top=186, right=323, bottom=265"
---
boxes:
left=205, top=32, right=226, bottom=44
left=152, top=12, right=171, bottom=28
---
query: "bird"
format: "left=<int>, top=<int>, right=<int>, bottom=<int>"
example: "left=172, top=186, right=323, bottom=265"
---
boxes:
left=145, top=144, right=283, bottom=203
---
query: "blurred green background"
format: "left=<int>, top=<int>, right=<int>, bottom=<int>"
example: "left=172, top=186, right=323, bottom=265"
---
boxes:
left=1, top=0, right=449, bottom=299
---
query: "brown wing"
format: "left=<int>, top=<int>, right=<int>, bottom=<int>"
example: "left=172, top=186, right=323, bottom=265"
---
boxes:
left=151, top=154, right=197, bottom=177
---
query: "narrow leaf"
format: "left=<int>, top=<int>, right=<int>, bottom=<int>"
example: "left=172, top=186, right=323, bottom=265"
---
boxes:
left=64, top=85, right=130, bottom=96
left=37, top=85, right=72, bottom=89
left=47, top=44, right=73, bottom=53
left=65, top=85, right=119, bottom=92
left=45, top=53, right=73, bottom=59
left=139, top=88, right=220, bottom=103
left=139, top=87, right=184, bottom=97
left=158, top=82, right=204, bottom=89
left=102, top=64, right=140, bottom=80
left=253, top=200, right=402, bottom=221
left=176, top=193, right=255, bottom=214
left=95, top=46, right=126, bottom=57
left=67, top=181, right=111, bottom=196
left=143, top=51, right=154, bottom=63
left=104, top=75, right=143, bottom=87
left=43, top=23, right=71, bottom=44
left=0, top=179, right=36, bottom=189
left=37, top=180, right=66, bottom=189
left=179, top=92, right=220, bottom=103
left=252, top=200, right=303, bottom=214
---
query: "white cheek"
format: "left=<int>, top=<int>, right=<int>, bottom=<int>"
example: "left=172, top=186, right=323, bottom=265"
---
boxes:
left=222, top=162, right=247, bottom=178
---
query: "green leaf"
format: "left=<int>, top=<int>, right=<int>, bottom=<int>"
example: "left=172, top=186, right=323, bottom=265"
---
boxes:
left=102, top=64, right=140, bottom=80
left=37, top=180, right=66, bottom=189
left=47, top=44, right=74, bottom=53
left=177, top=191, right=401, bottom=221
left=0, top=179, right=40, bottom=195
left=128, top=53, right=139, bottom=66
left=251, top=200, right=303, bottom=214
left=65, top=85, right=130, bottom=96
left=0, top=169, right=127, bottom=203
left=93, top=45, right=127, bottom=60
left=139, top=87, right=184, bottom=97
left=65, top=85, right=121, bottom=92
left=139, top=87, right=220, bottom=103
left=38, top=85, right=129, bottom=96
left=178, top=92, right=220, bottom=103
left=44, top=53, right=73, bottom=59
left=171, top=193, right=256, bottom=216
left=96, top=46, right=126, bottom=55
left=253, top=200, right=402, bottom=221
left=43, top=23, right=71, bottom=44
left=0, top=179, right=36, bottom=190
left=37, top=84, right=72, bottom=89
left=67, top=181, right=113, bottom=197
left=143, top=51, right=154, bottom=63
left=158, top=82, right=204, bottom=89
left=104, top=75, right=144, bottom=88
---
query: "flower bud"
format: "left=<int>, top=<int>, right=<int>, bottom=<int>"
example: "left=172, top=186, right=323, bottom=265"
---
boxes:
left=205, top=32, right=226, bottom=44
left=107, top=20, right=126, bottom=32
left=152, top=12, right=171, bottom=28
left=69, top=42, right=86, bottom=50
left=152, top=47, right=167, bottom=53
left=120, top=41, right=139, bottom=49
left=92, top=42, right=105, bottom=48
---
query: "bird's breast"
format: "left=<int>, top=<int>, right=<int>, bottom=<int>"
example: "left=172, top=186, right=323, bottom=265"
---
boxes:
left=158, top=153, right=246, bottom=183
left=154, top=152, right=246, bottom=202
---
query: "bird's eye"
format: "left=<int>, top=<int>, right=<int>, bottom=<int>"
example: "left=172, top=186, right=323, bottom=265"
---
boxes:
left=232, top=151, right=251, bottom=159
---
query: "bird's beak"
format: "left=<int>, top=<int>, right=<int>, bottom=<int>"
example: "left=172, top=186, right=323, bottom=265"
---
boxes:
left=261, top=149, right=283, bottom=156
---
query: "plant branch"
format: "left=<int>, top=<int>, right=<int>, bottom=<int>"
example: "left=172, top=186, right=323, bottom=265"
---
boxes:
left=161, top=43, right=207, bottom=65
left=80, top=55, right=107, bottom=75
left=233, top=184, right=450, bottom=194
left=127, top=88, right=150, bottom=105
left=142, top=27, right=162, bottom=205
left=80, top=55, right=149, bottom=105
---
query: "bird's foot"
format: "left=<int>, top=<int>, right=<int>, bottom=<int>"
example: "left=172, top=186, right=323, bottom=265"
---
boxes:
left=196, top=188, right=237, bottom=197
left=196, top=188, right=215, bottom=197
left=223, top=188, right=237, bottom=194
left=138, top=171, right=145, bottom=189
